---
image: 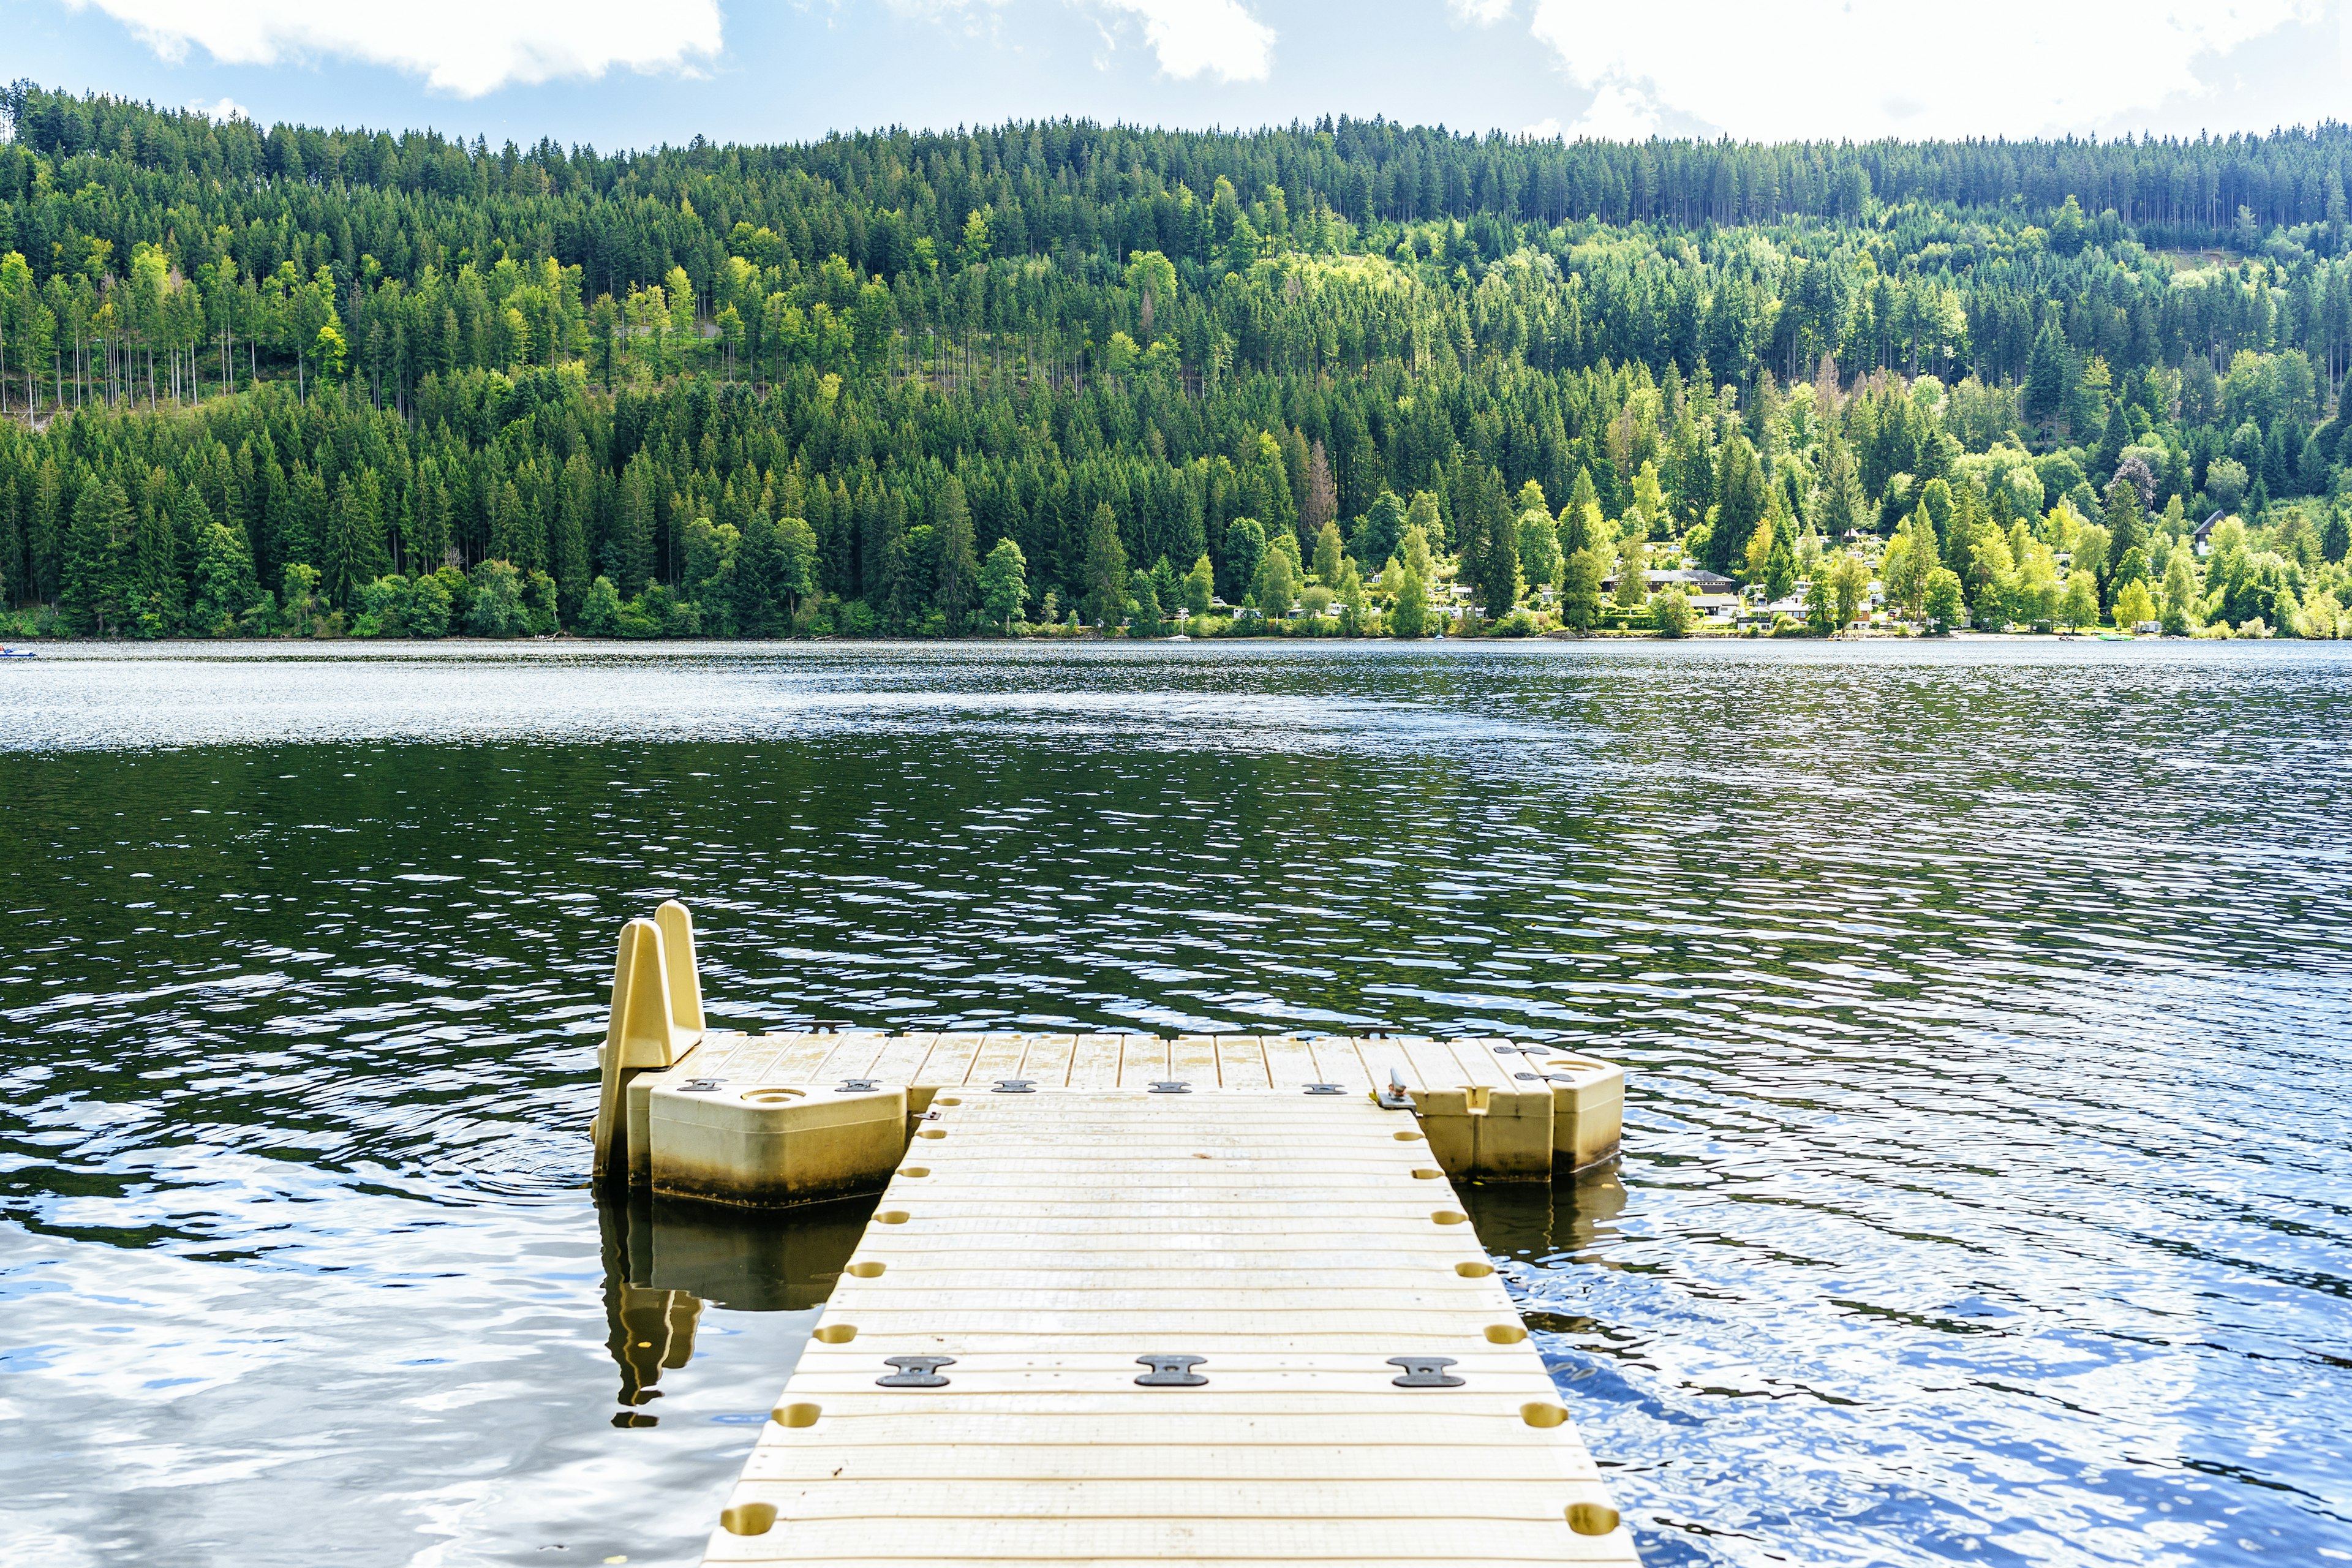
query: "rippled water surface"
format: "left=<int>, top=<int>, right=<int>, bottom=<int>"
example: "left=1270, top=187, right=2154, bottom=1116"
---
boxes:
left=3, top=641, right=2348, bottom=1567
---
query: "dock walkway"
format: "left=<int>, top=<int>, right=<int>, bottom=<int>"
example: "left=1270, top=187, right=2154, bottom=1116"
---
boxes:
left=708, top=1086, right=1637, bottom=1565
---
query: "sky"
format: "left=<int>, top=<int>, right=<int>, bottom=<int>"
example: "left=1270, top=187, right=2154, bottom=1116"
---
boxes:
left=12, top=0, right=2352, bottom=152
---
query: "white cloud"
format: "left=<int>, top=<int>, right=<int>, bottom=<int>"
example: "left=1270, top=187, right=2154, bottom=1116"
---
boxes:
left=1568, top=81, right=1657, bottom=141
left=1091, top=0, right=1275, bottom=80
left=1519, top=116, right=1561, bottom=140
left=1525, top=0, right=2320, bottom=139
left=188, top=97, right=251, bottom=122
left=67, top=0, right=723, bottom=99
left=1449, top=0, right=1515, bottom=23
left=885, top=0, right=1273, bottom=81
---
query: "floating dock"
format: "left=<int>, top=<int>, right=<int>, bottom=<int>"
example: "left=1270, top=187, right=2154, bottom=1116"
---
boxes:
left=588, top=903, right=1637, bottom=1564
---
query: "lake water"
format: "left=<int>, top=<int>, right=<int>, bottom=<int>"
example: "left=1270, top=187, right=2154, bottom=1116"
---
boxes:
left=2, top=640, right=2348, bottom=1567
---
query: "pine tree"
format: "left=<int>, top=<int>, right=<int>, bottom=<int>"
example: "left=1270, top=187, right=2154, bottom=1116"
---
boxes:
left=1561, top=467, right=1600, bottom=556
left=2024, top=323, right=2075, bottom=434
left=285, top=464, right=327, bottom=570
left=1473, top=469, right=1519, bottom=620
left=1221, top=516, right=1265, bottom=602
left=1246, top=433, right=1297, bottom=546
left=1709, top=431, right=1768, bottom=574
left=1765, top=527, right=1797, bottom=605
left=553, top=453, right=592, bottom=618
left=1082, top=503, right=1128, bottom=627
left=934, top=475, right=977, bottom=630
left=610, top=453, right=655, bottom=594
left=874, top=489, right=910, bottom=625
left=320, top=475, right=383, bottom=606
left=29, top=459, right=63, bottom=601
left=0, top=478, right=20, bottom=606
left=735, top=509, right=781, bottom=635
left=62, top=477, right=133, bottom=636
left=406, top=465, right=445, bottom=574
left=491, top=480, right=532, bottom=567
left=2102, top=477, right=2146, bottom=575
left=1814, top=427, right=1868, bottom=541
left=131, top=485, right=184, bottom=634
left=252, top=453, right=290, bottom=584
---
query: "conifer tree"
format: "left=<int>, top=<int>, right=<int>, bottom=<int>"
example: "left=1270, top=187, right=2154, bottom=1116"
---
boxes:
left=131, top=486, right=187, bottom=633
left=29, top=460, right=63, bottom=602
left=935, top=476, right=978, bottom=630
left=1222, top=517, right=1265, bottom=602
left=1765, top=527, right=1797, bottom=605
left=320, top=475, right=385, bottom=606
left=1457, top=466, right=1515, bottom=618
left=553, top=454, right=592, bottom=617
left=610, top=454, right=655, bottom=594
left=62, top=477, right=133, bottom=635
left=1710, top=432, right=1768, bottom=575
left=1561, top=468, right=1600, bottom=557
left=286, top=465, right=328, bottom=572
left=0, top=482, right=19, bottom=605
left=1081, top=503, right=1128, bottom=627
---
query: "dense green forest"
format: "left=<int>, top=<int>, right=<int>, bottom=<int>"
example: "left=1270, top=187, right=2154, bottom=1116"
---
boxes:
left=1, top=80, right=2348, bottom=641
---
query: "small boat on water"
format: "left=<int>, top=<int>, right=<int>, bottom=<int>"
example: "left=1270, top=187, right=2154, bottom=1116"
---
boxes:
left=2097, top=631, right=2133, bottom=641
left=0, top=647, right=37, bottom=658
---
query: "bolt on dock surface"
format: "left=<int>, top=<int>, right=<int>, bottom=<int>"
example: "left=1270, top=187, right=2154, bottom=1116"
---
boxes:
left=707, top=1087, right=1636, bottom=1564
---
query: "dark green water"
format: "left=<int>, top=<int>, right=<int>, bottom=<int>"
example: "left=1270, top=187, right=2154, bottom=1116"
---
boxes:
left=2, top=641, right=2348, bottom=1566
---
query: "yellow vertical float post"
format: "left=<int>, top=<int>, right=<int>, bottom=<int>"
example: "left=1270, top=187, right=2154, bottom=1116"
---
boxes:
left=592, top=911, right=703, bottom=1183
left=655, top=899, right=706, bottom=1038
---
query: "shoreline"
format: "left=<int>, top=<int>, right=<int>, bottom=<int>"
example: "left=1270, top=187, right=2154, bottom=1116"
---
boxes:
left=2, top=630, right=2307, bottom=653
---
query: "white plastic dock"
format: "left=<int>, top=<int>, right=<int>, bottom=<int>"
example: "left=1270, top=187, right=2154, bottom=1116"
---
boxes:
left=707, top=1087, right=1637, bottom=1565
left=583, top=904, right=1637, bottom=1564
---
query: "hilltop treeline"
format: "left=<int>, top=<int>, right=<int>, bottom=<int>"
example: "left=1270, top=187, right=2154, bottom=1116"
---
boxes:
left=0, top=82, right=2347, bottom=641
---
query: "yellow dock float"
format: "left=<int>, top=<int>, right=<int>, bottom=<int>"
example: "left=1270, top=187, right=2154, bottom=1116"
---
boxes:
left=587, top=904, right=1638, bottom=1565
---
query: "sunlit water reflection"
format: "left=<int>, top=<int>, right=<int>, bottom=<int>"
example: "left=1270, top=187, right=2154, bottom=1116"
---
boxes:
left=1, top=641, right=2346, bottom=1566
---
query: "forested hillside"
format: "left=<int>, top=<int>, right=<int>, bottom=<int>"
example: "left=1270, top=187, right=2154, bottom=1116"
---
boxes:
left=2, top=80, right=2348, bottom=640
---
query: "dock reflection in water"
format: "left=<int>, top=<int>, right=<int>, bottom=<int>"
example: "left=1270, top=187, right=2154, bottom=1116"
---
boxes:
left=1459, top=1164, right=1630, bottom=1262
left=598, top=1193, right=877, bottom=1422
